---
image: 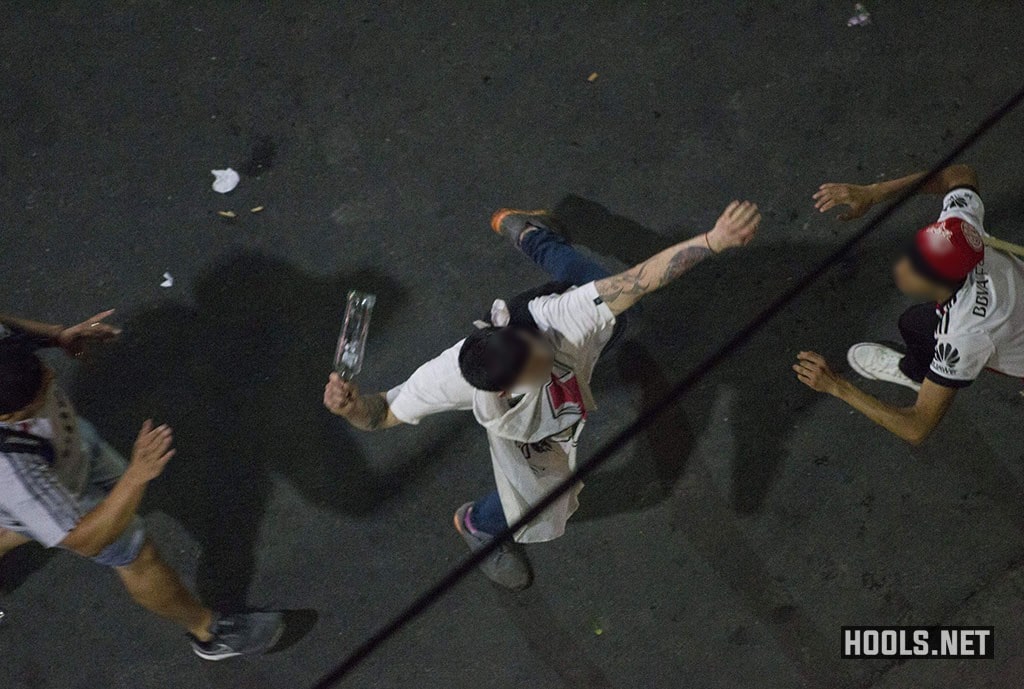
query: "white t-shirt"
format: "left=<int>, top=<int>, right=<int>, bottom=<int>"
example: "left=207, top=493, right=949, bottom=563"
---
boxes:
left=929, top=188, right=1024, bottom=386
left=386, top=281, right=617, bottom=542
left=387, top=280, right=615, bottom=425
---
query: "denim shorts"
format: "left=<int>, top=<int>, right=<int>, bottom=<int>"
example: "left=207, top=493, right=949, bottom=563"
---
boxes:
left=64, top=419, right=147, bottom=567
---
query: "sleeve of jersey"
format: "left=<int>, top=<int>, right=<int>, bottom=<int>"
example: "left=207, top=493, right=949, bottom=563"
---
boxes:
left=527, top=281, right=616, bottom=348
left=385, top=341, right=476, bottom=425
left=0, top=453, right=83, bottom=547
left=938, top=188, right=987, bottom=236
left=926, top=331, right=994, bottom=388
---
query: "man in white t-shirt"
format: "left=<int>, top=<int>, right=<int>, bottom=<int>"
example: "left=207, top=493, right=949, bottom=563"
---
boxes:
left=794, top=164, right=1024, bottom=443
left=325, top=201, right=761, bottom=589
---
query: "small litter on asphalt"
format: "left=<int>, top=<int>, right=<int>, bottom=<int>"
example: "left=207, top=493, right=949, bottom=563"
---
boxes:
left=160, top=272, right=174, bottom=288
left=217, top=210, right=237, bottom=218
left=847, top=3, right=870, bottom=26
left=250, top=206, right=264, bottom=213
left=587, top=72, right=599, bottom=82
left=211, top=167, right=240, bottom=193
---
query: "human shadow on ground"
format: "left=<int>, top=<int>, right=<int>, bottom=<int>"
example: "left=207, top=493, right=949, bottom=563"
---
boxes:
left=533, top=195, right=914, bottom=688
left=551, top=193, right=896, bottom=519
left=57, top=250, right=457, bottom=613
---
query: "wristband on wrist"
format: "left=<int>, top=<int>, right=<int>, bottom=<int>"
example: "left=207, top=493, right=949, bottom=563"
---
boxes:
left=705, top=232, right=719, bottom=254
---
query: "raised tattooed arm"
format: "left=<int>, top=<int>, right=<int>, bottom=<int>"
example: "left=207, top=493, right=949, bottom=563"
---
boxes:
left=595, top=201, right=761, bottom=315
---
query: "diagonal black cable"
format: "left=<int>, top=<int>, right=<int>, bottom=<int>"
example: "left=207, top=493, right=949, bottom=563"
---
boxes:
left=311, top=82, right=1024, bottom=689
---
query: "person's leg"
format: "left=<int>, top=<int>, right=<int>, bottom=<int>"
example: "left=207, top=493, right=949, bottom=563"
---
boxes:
left=76, top=419, right=214, bottom=640
left=519, top=226, right=611, bottom=285
left=0, top=528, right=31, bottom=558
left=115, top=539, right=215, bottom=641
left=467, top=490, right=508, bottom=535
left=897, top=303, right=939, bottom=383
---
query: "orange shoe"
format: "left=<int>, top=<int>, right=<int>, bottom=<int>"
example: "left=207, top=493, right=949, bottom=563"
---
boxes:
left=490, top=208, right=551, bottom=248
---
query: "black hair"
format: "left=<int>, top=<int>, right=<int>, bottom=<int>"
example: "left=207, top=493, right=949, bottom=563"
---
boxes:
left=458, top=326, right=531, bottom=392
left=0, top=336, right=45, bottom=415
left=904, top=241, right=965, bottom=291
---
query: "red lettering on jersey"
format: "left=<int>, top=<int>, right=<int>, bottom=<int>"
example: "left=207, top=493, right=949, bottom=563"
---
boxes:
left=546, top=372, right=586, bottom=418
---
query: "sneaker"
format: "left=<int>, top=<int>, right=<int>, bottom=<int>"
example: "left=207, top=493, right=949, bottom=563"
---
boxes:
left=846, top=343, right=921, bottom=392
left=191, top=611, right=285, bottom=660
left=453, top=503, right=533, bottom=591
left=490, top=208, right=551, bottom=248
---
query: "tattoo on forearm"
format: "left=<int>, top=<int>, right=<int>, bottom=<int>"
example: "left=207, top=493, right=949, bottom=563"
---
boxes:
left=597, top=245, right=712, bottom=305
left=363, top=394, right=390, bottom=430
left=661, top=246, right=712, bottom=284
left=596, top=263, right=654, bottom=303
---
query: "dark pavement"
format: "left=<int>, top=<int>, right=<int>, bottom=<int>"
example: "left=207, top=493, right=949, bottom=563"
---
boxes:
left=2, top=2, right=1024, bottom=688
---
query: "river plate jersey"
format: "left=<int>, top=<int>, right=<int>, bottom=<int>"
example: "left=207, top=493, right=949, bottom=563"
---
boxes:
left=386, top=281, right=616, bottom=542
left=929, top=188, right=1024, bottom=387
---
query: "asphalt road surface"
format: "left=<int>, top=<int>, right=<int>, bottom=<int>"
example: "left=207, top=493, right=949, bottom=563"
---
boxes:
left=2, top=2, right=1024, bottom=688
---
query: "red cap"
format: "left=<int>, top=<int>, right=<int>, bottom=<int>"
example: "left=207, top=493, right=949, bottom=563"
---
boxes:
left=912, top=217, right=985, bottom=283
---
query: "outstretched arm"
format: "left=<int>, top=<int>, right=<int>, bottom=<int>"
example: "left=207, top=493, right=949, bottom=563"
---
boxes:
left=323, top=373, right=404, bottom=431
left=813, top=164, right=978, bottom=221
left=594, top=200, right=761, bottom=315
left=0, top=310, right=121, bottom=356
left=794, top=351, right=957, bottom=445
left=0, top=313, right=63, bottom=345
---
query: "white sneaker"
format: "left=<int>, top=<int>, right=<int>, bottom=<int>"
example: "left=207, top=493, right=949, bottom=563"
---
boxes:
left=846, top=343, right=921, bottom=392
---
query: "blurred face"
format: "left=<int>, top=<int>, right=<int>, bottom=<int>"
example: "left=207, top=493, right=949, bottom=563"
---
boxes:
left=508, top=331, right=555, bottom=392
left=892, top=256, right=946, bottom=300
left=0, top=366, right=54, bottom=421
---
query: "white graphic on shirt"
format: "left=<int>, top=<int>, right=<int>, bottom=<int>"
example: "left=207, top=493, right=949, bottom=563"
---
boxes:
left=924, top=224, right=955, bottom=254
left=961, top=221, right=984, bottom=251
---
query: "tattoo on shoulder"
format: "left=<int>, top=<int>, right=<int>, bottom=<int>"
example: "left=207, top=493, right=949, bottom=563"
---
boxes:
left=364, top=394, right=390, bottom=429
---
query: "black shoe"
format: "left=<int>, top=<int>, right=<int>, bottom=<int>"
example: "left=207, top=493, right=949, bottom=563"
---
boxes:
left=191, top=611, right=285, bottom=661
left=490, top=208, right=552, bottom=248
left=453, top=502, right=533, bottom=591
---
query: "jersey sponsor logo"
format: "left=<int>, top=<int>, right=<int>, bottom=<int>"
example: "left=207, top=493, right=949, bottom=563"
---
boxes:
left=932, top=342, right=961, bottom=376
left=961, top=221, right=984, bottom=251
left=943, top=192, right=972, bottom=211
left=924, top=224, right=955, bottom=253
left=972, top=275, right=990, bottom=317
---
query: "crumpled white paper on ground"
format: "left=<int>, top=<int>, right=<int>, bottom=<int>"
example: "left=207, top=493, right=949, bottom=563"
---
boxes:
left=160, top=272, right=174, bottom=288
left=211, top=168, right=240, bottom=193
left=847, top=3, right=870, bottom=26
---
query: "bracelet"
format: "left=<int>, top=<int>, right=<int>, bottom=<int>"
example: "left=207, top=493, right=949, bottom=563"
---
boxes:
left=705, top=232, right=719, bottom=254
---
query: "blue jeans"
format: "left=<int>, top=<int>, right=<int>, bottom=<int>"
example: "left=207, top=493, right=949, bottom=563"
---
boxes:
left=471, top=226, right=626, bottom=535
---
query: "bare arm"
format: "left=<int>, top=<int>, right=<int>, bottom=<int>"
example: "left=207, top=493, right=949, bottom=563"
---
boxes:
left=323, top=373, right=404, bottom=431
left=794, top=352, right=956, bottom=445
left=595, top=200, right=761, bottom=315
left=61, top=420, right=173, bottom=556
left=813, top=164, right=978, bottom=221
left=0, top=310, right=120, bottom=356
left=0, top=313, right=62, bottom=344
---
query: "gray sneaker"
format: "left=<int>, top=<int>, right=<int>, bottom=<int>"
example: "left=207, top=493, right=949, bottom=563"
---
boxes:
left=489, top=208, right=552, bottom=248
left=453, top=503, right=533, bottom=591
left=191, top=611, right=285, bottom=660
